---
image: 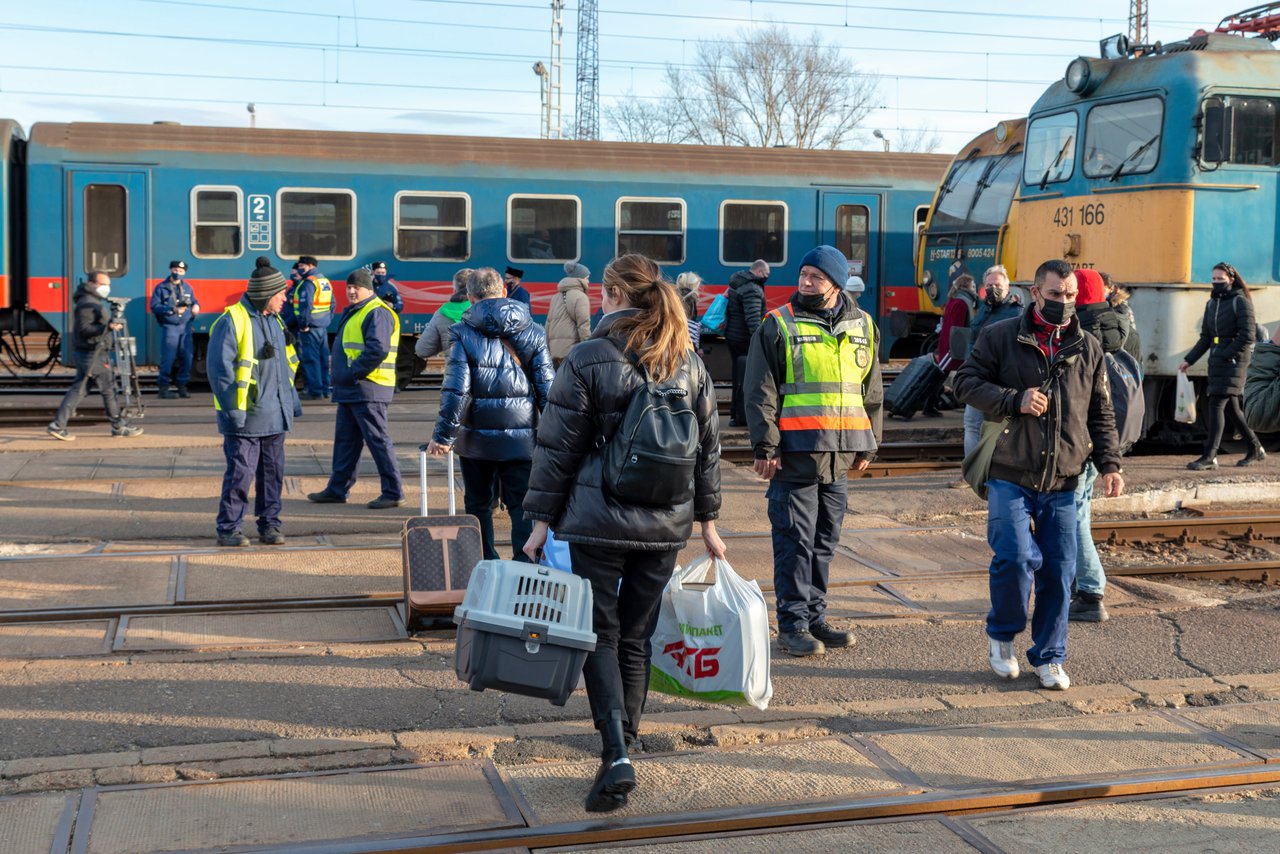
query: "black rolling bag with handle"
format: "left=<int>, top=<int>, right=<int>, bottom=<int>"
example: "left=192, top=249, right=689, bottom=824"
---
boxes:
left=403, top=445, right=484, bottom=631
left=884, top=353, right=946, bottom=420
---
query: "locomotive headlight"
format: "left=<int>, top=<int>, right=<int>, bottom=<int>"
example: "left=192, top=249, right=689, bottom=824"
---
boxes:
left=1065, top=58, right=1091, bottom=94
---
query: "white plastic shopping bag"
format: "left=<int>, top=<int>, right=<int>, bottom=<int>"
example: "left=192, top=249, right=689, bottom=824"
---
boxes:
left=648, top=553, right=773, bottom=710
left=1175, top=371, right=1197, bottom=424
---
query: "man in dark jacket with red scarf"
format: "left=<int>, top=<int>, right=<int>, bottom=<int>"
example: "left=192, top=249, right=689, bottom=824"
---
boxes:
left=953, top=259, right=1124, bottom=692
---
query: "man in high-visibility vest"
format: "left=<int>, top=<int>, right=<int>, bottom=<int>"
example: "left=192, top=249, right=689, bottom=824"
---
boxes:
left=744, top=245, right=884, bottom=657
left=208, top=264, right=300, bottom=547
left=293, top=255, right=333, bottom=400
left=307, top=269, right=404, bottom=509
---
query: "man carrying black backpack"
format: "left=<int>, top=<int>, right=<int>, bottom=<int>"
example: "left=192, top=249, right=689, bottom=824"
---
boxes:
left=744, top=246, right=883, bottom=657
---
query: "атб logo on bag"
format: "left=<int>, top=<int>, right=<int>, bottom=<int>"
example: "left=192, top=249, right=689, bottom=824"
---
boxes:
left=662, top=641, right=720, bottom=678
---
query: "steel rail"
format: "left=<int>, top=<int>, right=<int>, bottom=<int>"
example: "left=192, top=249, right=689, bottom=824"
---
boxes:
left=279, top=763, right=1280, bottom=853
left=1092, top=514, right=1280, bottom=543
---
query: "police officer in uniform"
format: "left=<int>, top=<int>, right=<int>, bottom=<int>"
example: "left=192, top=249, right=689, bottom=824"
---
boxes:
left=293, top=255, right=333, bottom=400
left=503, top=266, right=532, bottom=308
left=745, top=245, right=883, bottom=656
left=307, top=269, right=404, bottom=509
left=208, top=264, right=300, bottom=547
left=370, top=261, right=404, bottom=313
left=151, top=259, right=200, bottom=398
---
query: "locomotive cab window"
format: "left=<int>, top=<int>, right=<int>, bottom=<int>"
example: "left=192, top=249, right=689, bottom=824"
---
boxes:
left=396, top=192, right=470, bottom=261
left=84, top=184, right=127, bottom=276
left=934, top=151, right=1019, bottom=232
left=616, top=198, right=685, bottom=263
left=720, top=201, right=787, bottom=265
left=834, top=205, right=869, bottom=274
left=1083, top=97, right=1163, bottom=178
left=1023, top=112, right=1078, bottom=188
left=508, top=195, right=580, bottom=263
left=278, top=189, right=355, bottom=259
left=1202, top=95, right=1280, bottom=167
left=191, top=186, right=243, bottom=258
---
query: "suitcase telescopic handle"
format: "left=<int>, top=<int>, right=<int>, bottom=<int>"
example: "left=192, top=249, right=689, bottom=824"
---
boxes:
left=416, top=444, right=457, bottom=516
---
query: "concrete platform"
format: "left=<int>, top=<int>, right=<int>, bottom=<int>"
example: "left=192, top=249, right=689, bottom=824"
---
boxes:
left=0, top=555, right=175, bottom=611
left=0, top=793, right=73, bottom=854
left=179, top=548, right=401, bottom=602
left=963, top=785, right=1280, bottom=853
left=116, top=607, right=405, bottom=651
left=0, top=620, right=114, bottom=658
left=505, top=738, right=910, bottom=826
left=75, top=762, right=520, bottom=854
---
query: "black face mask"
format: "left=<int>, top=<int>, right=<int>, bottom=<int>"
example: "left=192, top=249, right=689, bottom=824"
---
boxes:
left=1212, top=282, right=1231, bottom=297
left=797, top=288, right=835, bottom=311
left=1038, top=298, right=1075, bottom=326
left=984, top=291, right=1005, bottom=307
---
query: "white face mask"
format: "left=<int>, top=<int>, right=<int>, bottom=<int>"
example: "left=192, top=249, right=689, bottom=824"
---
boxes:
left=93, top=285, right=111, bottom=298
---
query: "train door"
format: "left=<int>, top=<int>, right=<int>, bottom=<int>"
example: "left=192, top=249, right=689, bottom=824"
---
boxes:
left=66, top=170, right=150, bottom=360
left=818, top=192, right=880, bottom=315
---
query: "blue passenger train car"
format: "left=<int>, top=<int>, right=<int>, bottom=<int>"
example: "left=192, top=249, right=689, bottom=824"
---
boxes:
left=1, top=123, right=948, bottom=377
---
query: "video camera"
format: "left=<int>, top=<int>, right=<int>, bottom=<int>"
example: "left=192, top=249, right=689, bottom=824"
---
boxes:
left=106, top=295, right=132, bottom=320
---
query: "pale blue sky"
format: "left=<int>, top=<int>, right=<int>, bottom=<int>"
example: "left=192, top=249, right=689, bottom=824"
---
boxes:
left=0, top=0, right=1255, bottom=151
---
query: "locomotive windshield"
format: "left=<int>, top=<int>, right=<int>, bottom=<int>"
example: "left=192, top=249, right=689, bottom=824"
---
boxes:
left=931, top=152, right=1020, bottom=233
left=1203, top=95, right=1280, bottom=166
left=1083, top=97, right=1163, bottom=178
left=1023, top=112, right=1078, bottom=188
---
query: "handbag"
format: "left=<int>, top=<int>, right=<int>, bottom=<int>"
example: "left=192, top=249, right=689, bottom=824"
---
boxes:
left=961, top=356, right=1073, bottom=499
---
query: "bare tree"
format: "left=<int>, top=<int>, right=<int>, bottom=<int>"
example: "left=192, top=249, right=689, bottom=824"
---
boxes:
left=605, top=92, right=692, bottom=144
left=893, top=124, right=944, bottom=154
left=604, top=25, right=880, bottom=149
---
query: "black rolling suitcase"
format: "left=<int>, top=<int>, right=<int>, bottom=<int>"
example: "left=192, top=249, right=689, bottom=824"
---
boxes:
left=403, top=445, right=484, bottom=631
left=885, top=353, right=945, bottom=420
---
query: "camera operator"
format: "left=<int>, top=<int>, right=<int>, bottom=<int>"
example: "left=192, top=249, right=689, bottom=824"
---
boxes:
left=47, top=272, right=143, bottom=440
left=151, top=259, right=200, bottom=398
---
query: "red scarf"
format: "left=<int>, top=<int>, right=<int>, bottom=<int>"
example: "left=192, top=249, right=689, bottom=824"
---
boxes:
left=1030, top=306, right=1068, bottom=361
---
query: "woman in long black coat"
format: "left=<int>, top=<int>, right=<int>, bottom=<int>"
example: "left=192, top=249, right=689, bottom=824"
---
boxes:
left=1180, top=262, right=1265, bottom=469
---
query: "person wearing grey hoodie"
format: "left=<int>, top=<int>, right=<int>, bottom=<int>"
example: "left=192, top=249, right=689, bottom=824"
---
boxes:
left=546, top=261, right=592, bottom=366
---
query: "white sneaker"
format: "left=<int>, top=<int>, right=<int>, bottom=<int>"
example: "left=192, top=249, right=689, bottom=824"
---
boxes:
left=987, top=636, right=1019, bottom=680
left=1035, top=662, right=1071, bottom=691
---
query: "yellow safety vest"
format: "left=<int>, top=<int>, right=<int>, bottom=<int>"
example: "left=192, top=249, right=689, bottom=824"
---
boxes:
left=769, top=302, right=877, bottom=453
left=292, top=274, right=333, bottom=315
left=211, top=301, right=299, bottom=411
left=341, top=297, right=400, bottom=387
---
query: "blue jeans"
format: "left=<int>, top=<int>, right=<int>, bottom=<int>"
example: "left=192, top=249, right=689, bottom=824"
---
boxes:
left=459, top=456, right=533, bottom=562
left=217, top=433, right=286, bottom=535
left=326, top=401, right=403, bottom=500
left=768, top=477, right=848, bottom=633
left=156, top=321, right=194, bottom=389
left=986, top=479, right=1077, bottom=666
left=963, top=404, right=985, bottom=459
left=1073, top=461, right=1106, bottom=596
left=297, top=323, right=330, bottom=396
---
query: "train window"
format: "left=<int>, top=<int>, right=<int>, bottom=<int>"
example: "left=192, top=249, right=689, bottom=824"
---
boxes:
left=278, top=189, right=356, bottom=260
left=395, top=192, right=470, bottom=261
left=720, top=201, right=787, bottom=266
left=834, top=205, right=869, bottom=273
left=84, top=184, right=127, bottom=276
left=1084, top=97, right=1163, bottom=178
left=967, top=153, right=1021, bottom=229
left=1023, top=112, right=1078, bottom=188
left=616, top=198, right=685, bottom=263
left=508, top=195, right=580, bottom=263
left=1203, top=96, right=1280, bottom=167
left=191, top=187, right=243, bottom=258
left=913, top=204, right=929, bottom=262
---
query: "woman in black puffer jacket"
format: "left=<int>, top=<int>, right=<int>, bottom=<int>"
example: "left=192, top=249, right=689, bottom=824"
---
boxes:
left=1180, top=261, right=1264, bottom=470
left=523, top=254, right=724, bottom=813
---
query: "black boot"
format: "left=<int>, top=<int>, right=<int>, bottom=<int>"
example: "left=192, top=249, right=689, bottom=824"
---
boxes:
left=584, top=710, right=636, bottom=813
left=1187, top=455, right=1218, bottom=471
left=1238, top=444, right=1267, bottom=467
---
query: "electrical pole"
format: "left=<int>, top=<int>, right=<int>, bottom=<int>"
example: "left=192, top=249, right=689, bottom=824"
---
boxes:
left=1129, top=0, right=1149, bottom=45
left=548, top=0, right=564, bottom=140
left=575, top=0, right=600, bottom=140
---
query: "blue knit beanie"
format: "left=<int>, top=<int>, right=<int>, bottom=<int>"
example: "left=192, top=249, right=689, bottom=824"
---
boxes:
left=799, top=245, right=848, bottom=289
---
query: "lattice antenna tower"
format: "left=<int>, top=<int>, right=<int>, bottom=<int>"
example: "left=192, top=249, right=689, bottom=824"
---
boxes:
left=547, top=0, right=565, bottom=140
left=1129, top=0, right=1149, bottom=45
left=575, top=0, right=600, bottom=140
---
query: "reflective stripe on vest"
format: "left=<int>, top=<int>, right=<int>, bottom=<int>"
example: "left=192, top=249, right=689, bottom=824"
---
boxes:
left=212, top=302, right=298, bottom=411
left=292, top=275, right=333, bottom=314
left=769, top=303, right=876, bottom=453
left=341, top=297, right=400, bottom=387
